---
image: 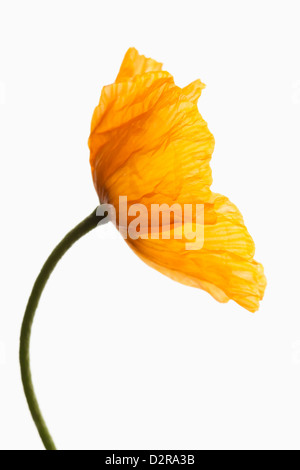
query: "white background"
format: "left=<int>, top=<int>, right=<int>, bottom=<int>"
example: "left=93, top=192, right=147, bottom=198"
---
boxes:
left=0, top=0, right=300, bottom=451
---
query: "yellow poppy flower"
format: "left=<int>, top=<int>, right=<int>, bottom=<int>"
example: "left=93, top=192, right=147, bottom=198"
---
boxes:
left=89, top=47, right=266, bottom=312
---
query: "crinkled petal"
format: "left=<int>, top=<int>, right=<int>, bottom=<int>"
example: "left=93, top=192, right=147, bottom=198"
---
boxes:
left=127, top=236, right=266, bottom=313
left=89, top=71, right=214, bottom=207
left=182, top=79, right=206, bottom=103
left=116, top=47, right=163, bottom=82
left=89, top=48, right=266, bottom=312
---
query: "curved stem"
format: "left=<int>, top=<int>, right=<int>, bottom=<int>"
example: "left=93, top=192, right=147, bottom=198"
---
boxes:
left=20, top=207, right=108, bottom=450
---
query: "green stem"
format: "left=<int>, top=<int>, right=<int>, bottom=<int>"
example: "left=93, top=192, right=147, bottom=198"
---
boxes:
left=20, top=207, right=108, bottom=450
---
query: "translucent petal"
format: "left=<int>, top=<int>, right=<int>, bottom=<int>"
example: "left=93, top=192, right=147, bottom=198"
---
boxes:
left=89, top=48, right=267, bottom=312
left=116, top=47, right=163, bottom=82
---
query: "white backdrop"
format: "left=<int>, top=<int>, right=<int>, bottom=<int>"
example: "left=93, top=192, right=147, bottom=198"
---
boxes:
left=1, top=0, right=300, bottom=450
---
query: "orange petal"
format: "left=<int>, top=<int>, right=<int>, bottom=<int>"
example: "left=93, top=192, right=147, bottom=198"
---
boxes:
left=127, top=235, right=266, bottom=313
left=182, top=79, right=206, bottom=103
left=89, top=48, right=266, bottom=312
left=89, top=73, right=214, bottom=207
left=116, top=47, right=163, bottom=82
